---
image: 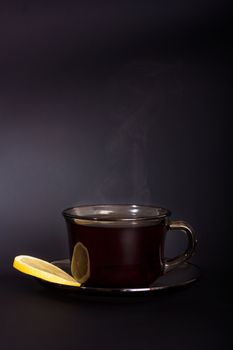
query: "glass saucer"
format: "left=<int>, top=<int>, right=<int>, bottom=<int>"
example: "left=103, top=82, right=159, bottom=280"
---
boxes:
left=36, top=259, right=200, bottom=296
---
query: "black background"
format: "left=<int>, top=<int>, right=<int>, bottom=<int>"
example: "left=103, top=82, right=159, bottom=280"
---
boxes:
left=0, top=1, right=232, bottom=349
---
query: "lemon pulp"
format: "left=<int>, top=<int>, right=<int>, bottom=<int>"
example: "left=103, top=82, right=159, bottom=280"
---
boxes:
left=71, top=242, right=90, bottom=284
left=13, top=255, right=81, bottom=287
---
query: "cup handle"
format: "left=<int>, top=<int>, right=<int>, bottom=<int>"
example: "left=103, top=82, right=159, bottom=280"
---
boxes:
left=164, top=220, right=197, bottom=273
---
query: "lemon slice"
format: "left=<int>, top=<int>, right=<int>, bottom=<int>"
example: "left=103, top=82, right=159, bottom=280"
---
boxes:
left=71, top=242, right=90, bottom=284
left=13, top=255, right=81, bottom=287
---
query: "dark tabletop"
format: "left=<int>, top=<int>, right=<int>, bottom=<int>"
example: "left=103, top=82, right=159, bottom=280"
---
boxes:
left=1, top=266, right=232, bottom=350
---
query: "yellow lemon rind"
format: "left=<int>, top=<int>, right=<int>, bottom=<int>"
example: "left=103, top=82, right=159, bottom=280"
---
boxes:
left=13, top=255, right=81, bottom=287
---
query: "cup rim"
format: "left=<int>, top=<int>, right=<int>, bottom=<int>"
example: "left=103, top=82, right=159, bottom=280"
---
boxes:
left=62, top=204, right=171, bottom=226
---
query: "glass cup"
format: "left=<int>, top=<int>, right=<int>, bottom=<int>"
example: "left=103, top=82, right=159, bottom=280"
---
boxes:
left=63, top=204, right=197, bottom=288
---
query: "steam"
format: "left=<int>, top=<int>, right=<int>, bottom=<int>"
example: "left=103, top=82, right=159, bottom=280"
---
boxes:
left=91, top=60, right=178, bottom=205
left=97, top=101, right=152, bottom=204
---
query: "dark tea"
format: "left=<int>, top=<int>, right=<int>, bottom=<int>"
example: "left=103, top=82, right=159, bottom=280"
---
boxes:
left=66, top=220, right=166, bottom=287
left=63, top=205, right=196, bottom=288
